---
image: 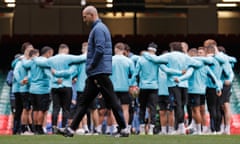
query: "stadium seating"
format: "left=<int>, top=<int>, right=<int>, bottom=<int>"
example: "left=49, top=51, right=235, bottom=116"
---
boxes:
left=230, top=73, right=240, bottom=134
left=0, top=72, right=12, bottom=135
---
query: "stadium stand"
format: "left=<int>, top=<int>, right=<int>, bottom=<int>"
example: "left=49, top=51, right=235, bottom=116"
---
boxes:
left=0, top=72, right=12, bottom=134
left=230, top=73, right=240, bottom=134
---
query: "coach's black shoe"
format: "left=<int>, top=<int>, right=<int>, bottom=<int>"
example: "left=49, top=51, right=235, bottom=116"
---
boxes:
left=56, top=128, right=65, bottom=135
left=63, top=127, right=74, bottom=137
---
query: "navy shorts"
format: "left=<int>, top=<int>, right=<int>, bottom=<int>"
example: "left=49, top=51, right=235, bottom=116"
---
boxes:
left=158, top=96, right=174, bottom=111
left=31, top=93, right=51, bottom=111
left=116, top=92, right=130, bottom=105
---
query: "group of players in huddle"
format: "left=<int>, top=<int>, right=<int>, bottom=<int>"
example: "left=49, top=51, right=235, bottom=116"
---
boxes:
left=8, top=38, right=236, bottom=136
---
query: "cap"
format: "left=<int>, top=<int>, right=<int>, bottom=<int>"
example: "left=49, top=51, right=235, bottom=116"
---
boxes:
left=148, top=42, right=158, bottom=52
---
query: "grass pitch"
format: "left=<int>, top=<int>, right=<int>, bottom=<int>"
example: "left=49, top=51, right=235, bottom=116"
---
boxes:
left=0, top=135, right=240, bottom=144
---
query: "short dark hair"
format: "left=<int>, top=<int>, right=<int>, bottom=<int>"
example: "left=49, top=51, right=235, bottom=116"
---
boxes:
left=148, top=42, right=158, bottom=49
left=218, top=46, right=226, bottom=53
left=115, top=42, right=125, bottom=50
left=206, top=44, right=216, bottom=54
left=41, top=46, right=53, bottom=56
left=124, top=43, right=131, bottom=51
left=188, top=48, right=198, bottom=56
left=198, top=46, right=207, bottom=52
left=29, top=49, right=39, bottom=57
left=59, top=43, right=69, bottom=50
left=21, top=42, right=32, bottom=53
left=169, top=42, right=182, bottom=52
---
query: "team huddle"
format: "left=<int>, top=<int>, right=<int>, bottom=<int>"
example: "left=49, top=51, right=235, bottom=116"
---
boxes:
left=8, top=38, right=236, bottom=136
left=6, top=4, right=237, bottom=138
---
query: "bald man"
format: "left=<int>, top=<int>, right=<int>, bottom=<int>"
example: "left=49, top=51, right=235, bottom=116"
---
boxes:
left=62, top=5, right=129, bottom=137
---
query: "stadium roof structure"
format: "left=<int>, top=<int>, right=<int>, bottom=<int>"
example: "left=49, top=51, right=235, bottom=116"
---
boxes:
left=2, top=0, right=240, bottom=13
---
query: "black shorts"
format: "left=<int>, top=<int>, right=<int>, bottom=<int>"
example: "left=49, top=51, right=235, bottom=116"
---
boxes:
left=20, top=92, right=31, bottom=110
left=189, top=94, right=202, bottom=107
left=89, top=97, right=98, bottom=110
left=200, top=95, right=206, bottom=105
left=96, top=96, right=107, bottom=110
left=168, top=87, right=188, bottom=106
left=220, top=84, right=232, bottom=105
left=116, top=92, right=130, bottom=105
left=77, top=92, right=107, bottom=110
left=158, top=96, right=173, bottom=111
left=31, top=93, right=51, bottom=111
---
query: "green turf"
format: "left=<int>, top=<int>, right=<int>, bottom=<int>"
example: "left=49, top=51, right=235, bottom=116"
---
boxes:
left=0, top=135, right=240, bottom=144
